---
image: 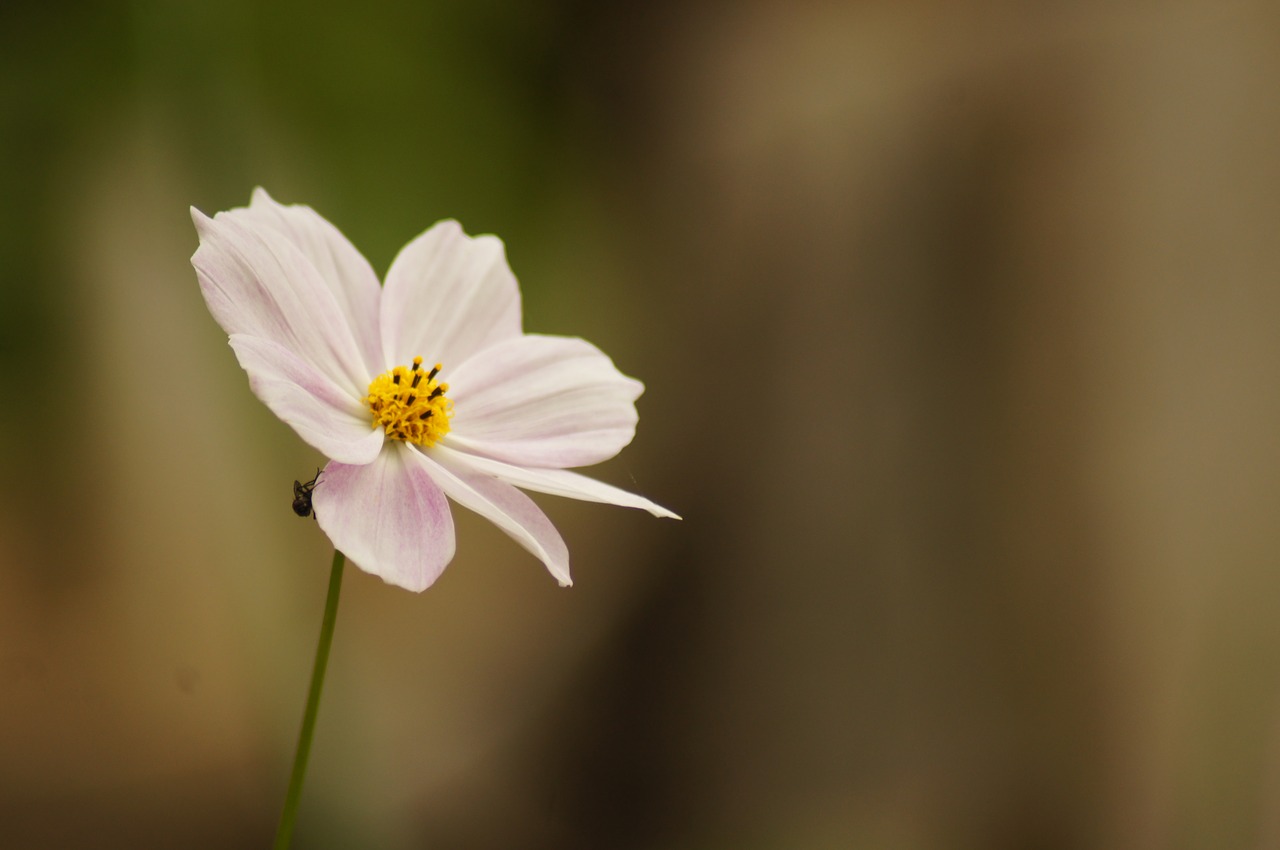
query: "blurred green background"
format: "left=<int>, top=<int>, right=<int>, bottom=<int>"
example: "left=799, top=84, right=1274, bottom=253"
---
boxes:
left=3, top=1, right=1280, bottom=848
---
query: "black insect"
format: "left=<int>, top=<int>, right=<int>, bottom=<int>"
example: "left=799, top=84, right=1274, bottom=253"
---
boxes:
left=292, top=469, right=322, bottom=519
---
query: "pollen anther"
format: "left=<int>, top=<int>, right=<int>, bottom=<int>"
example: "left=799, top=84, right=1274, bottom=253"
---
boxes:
left=365, top=358, right=452, bottom=446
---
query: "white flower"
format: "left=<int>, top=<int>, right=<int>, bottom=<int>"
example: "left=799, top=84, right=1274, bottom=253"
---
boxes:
left=191, top=189, right=677, bottom=591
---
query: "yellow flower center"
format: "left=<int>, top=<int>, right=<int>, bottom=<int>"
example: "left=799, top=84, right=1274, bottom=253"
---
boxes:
left=365, top=357, right=452, bottom=446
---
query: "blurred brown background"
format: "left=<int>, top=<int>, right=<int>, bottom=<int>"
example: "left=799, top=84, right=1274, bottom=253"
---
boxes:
left=2, top=1, right=1280, bottom=848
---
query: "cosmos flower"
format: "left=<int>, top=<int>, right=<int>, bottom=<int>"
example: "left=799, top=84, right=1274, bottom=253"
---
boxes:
left=191, top=189, right=676, bottom=591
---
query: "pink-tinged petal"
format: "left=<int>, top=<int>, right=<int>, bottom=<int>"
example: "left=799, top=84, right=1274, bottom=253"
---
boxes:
left=312, top=444, right=456, bottom=592
left=191, top=205, right=373, bottom=398
left=227, top=335, right=384, bottom=465
left=240, top=188, right=384, bottom=374
left=380, top=221, right=521, bottom=370
left=444, top=334, right=642, bottom=468
left=418, top=447, right=571, bottom=586
left=433, top=445, right=681, bottom=520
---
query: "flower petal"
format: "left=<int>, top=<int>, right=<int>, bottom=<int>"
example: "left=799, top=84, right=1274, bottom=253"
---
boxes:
left=418, top=447, right=571, bottom=586
left=227, top=335, right=384, bottom=465
left=433, top=444, right=680, bottom=520
left=444, top=334, right=642, bottom=468
left=191, top=203, right=373, bottom=398
left=379, top=220, right=522, bottom=371
left=240, top=188, right=384, bottom=375
left=312, top=444, right=456, bottom=592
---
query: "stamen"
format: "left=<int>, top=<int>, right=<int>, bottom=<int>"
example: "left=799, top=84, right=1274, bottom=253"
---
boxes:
left=365, top=358, right=452, bottom=446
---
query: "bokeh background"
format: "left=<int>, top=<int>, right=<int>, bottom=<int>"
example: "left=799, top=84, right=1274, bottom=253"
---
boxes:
left=3, top=1, right=1280, bottom=848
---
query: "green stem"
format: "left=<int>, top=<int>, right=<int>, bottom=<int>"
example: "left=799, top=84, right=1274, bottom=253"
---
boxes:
left=273, top=549, right=346, bottom=850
